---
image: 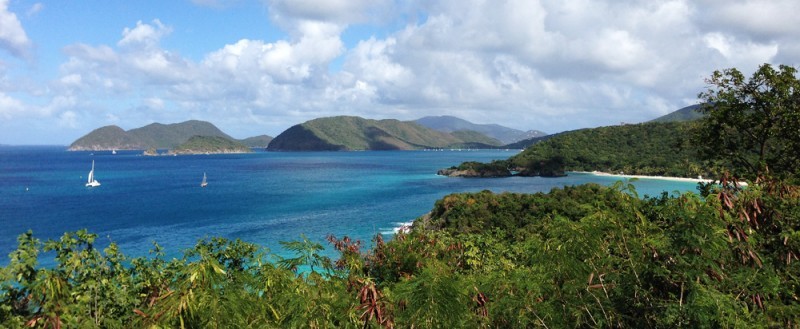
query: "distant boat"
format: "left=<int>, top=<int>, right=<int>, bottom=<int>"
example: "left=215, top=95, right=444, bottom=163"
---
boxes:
left=201, top=172, right=208, bottom=187
left=86, top=160, right=101, bottom=187
left=112, top=149, right=117, bottom=155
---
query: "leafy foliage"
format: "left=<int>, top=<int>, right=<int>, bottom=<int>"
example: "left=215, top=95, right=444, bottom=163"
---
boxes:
left=695, top=63, right=800, bottom=181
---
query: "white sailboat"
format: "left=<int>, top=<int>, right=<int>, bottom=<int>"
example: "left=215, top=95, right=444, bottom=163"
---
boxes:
left=201, top=172, right=208, bottom=187
left=86, top=160, right=101, bottom=187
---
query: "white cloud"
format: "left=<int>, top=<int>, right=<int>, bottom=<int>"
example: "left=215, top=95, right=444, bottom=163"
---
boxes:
left=704, top=33, right=779, bottom=71
left=58, top=110, right=78, bottom=128
left=699, top=0, right=800, bottom=39
left=0, top=0, right=31, bottom=58
left=26, top=3, right=43, bottom=17
left=118, top=20, right=171, bottom=50
left=0, top=91, right=25, bottom=119
left=5, top=0, right=800, bottom=144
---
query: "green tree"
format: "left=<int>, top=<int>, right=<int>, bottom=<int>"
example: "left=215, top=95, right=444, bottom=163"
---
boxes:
left=696, top=63, right=800, bottom=180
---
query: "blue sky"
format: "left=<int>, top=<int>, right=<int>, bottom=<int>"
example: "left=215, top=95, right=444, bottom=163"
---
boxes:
left=1, top=0, right=798, bottom=144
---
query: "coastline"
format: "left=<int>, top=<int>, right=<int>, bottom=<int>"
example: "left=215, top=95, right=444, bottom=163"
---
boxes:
left=576, top=171, right=715, bottom=184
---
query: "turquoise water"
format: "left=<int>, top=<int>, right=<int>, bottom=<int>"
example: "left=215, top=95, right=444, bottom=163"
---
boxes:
left=0, top=146, right=700, bottom=264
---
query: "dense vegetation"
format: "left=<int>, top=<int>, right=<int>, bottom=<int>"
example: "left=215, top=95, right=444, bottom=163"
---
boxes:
left=267, top=116, right=502, bottom=151
left=695, top=64, right=800, bottom=182
left=170, top=136, right=252, bottom=154
left=506, top=121, right=705, bottom=177
left=4, top=64, right=799, bottom=327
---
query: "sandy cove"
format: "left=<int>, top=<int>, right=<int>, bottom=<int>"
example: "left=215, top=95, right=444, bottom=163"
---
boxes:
left=576, top=171, right=742, bottom=184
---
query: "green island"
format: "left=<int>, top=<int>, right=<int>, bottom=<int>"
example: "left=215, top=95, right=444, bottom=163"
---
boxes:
left=68, top=120, right=271, bottom=153
left=3, top=64, right=800, bottom=328
left=169, top=136, right=252, bottom=155
left=267, top=116, right=503, bottom=151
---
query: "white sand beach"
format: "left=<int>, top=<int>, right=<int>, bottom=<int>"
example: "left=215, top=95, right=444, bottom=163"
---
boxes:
left=579, top=171, right=716, bottom=184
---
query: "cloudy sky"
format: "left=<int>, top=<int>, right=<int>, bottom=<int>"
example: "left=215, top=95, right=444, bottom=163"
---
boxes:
left=1, top=0, right=798, bottom=144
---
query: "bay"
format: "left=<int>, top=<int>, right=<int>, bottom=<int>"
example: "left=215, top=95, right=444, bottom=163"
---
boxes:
left=0, top=146, right=699, bottom=265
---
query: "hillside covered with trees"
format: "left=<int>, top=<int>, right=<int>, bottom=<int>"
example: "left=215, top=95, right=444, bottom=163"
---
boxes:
left=169, top=136, right=252, bottom=155
left=509, top=121, right=706, bottom=178
left=267, top=116, right=502, bottom=151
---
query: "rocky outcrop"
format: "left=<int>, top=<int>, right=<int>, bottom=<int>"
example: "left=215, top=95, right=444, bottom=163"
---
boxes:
left=436, top=168, right=512, bottom=178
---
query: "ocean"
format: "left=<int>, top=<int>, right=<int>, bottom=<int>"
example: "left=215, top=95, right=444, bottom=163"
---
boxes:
left=0, top=146, right=700, bottom=265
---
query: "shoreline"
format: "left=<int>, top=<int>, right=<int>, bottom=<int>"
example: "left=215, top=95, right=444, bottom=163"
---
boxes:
left=575, top=171, right=715, bottom=184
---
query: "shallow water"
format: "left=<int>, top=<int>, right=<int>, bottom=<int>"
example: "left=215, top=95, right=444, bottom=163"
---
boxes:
left=0, top=146, right=699, bottom=264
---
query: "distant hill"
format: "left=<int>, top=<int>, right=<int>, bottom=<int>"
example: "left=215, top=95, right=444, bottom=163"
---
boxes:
left=503, top=134, right=554, bottom=149
left=170, top=136, right=252, bottom=154
left=267, top=116, right=502, bottom=151
left=508, top=121, right=708, bottom=178
left=505, top=105, right=708, bottom=150
left=649, top=104, right=706, bottom=123
left=415, top=115, right=546, bottom=144
left=69, top=120, right=233, bottom=151
left=446, top=121, right=710, bottom=178
left=239, top=135, right=274, bottom=148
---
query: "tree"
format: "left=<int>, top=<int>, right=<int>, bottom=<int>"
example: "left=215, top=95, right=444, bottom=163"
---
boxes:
left=696, top=63, right=800, bottom=180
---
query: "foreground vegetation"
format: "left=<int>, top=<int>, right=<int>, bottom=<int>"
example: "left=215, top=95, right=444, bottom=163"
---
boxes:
left=1, top=179, right=798, bottom=328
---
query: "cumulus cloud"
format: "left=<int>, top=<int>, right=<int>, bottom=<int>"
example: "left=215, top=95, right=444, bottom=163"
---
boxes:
left=0, top=91, right=25, bottom=119
left=0, top=0, right=32, bottom=58
left=6, top=0, right=800, bottom=144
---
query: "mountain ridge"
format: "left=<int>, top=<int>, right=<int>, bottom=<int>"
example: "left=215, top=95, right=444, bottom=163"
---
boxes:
left=415, top=115, right=546, bottom=144
left=268, top=116, right=502, bottom=151
left=69, top=120, right=271, bottom=151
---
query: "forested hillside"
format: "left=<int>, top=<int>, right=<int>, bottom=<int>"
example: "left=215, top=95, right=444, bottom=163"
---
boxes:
left=509, top=121, right=707, bottom=177
left=268, top=116, right=501, bottom=151
left=69, top=120, right=235, bottom=151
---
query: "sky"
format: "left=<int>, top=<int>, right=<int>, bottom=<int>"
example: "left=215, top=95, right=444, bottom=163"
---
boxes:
left=1, top=0, right=798, bottom=145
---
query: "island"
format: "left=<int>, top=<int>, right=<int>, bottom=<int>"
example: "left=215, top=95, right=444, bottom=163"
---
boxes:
left=169, top=136, right=252, bottom=155
left=267, top=116, right=503, bottom=151
left=69, top=119, right=271, bottom=153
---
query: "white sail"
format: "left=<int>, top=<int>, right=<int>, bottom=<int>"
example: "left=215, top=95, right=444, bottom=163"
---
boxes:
left=86, top=160, right=100, bottom=187
left=201, top=172, right=208, bottom=187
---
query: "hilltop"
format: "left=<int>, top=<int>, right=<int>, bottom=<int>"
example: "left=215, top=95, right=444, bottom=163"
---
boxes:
left=69, top=120, right=233, bottom=151
left=267, top=116, right=502, bottom=151
left=239, top=135, right=274, bottom=148
left=415, top=115, right=546, bottom=144
left=649, top=104, right=706, bottom=123
left=442, top=121, right=708, bottom=178
left=170, top=136, right=252, bottom=155
left=69, top=120, right=271, bottom=152
left=506, top=104, right=706, bottom=149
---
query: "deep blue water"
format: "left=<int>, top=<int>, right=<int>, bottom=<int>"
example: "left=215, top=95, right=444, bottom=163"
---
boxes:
left=0, top=146, right=700, bottom=265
